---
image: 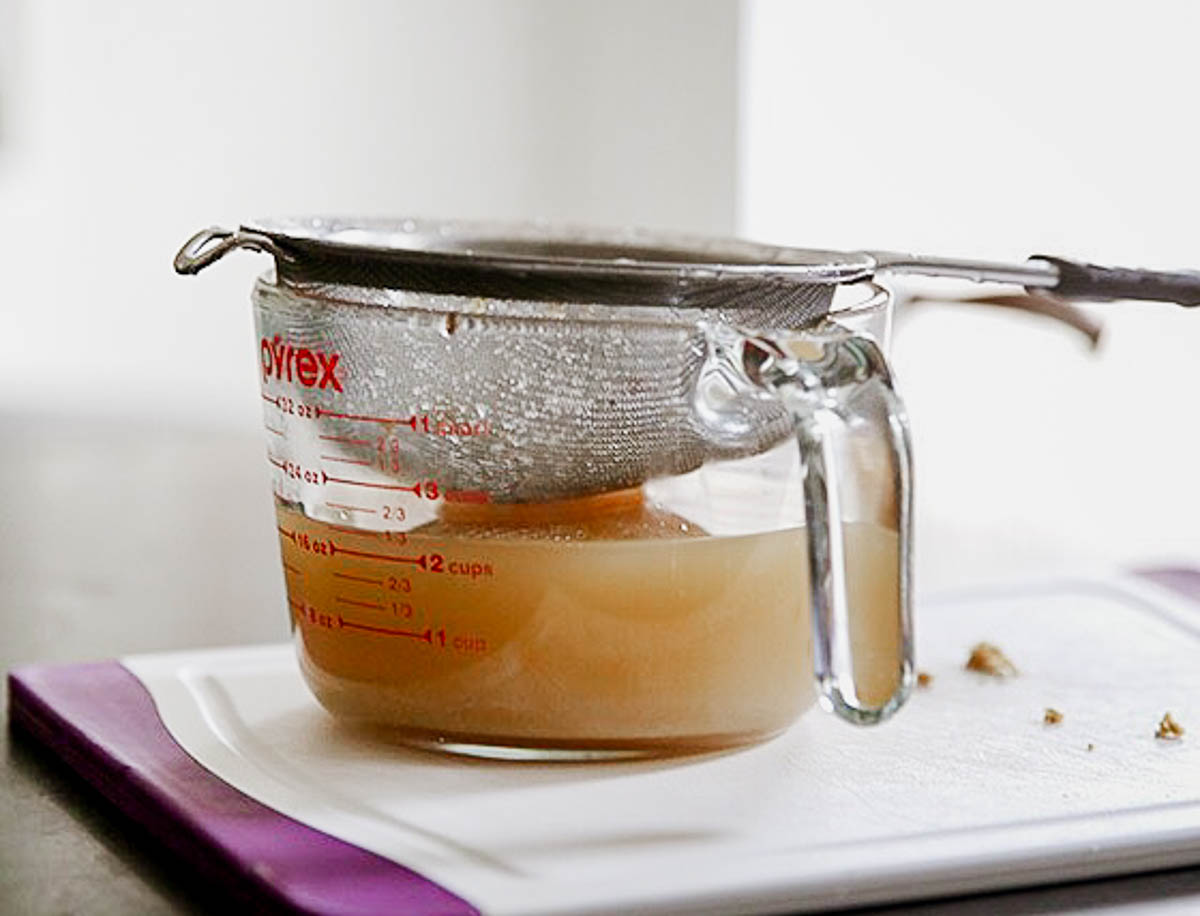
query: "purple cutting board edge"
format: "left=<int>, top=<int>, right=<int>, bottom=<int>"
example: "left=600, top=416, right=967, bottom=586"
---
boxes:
left=7, top=567, right=1200, bottom=915
left=7, top=660, right=479, bottom=916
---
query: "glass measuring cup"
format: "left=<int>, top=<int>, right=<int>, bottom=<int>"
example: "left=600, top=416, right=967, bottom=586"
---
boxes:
left=177, top=219, right=914, bottom=759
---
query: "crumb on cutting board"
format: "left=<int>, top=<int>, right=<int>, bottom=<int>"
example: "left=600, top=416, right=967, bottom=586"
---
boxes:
left=965, top=642, right=1018, bottom=677
left=1043, top=708, right=1063, bottom=725
left=916, top=671, right=933, bottom=688
left=1087, top=743, right=1095, bottom=752
left=1155, top=712, right=1185, bottom=741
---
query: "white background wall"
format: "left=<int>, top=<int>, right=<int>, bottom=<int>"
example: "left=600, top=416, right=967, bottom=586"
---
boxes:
left=741, top=0, right=1200, bottom=583
left=0, top=0, right=737, bottom=426
left=3, top=1, right=1197, bottom=581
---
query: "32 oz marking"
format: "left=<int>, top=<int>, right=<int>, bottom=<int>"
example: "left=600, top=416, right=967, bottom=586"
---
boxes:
left=275, top=396, right=318, bottom=419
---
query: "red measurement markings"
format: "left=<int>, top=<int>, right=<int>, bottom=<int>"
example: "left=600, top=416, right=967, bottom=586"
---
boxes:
left=420, top=416, right=492, bottom=437
left=278, top=527, right=428, bottom=567
left=287, top=597, right=309, bottom=627
left=321, top=455, right=373, bottom=466
left=333, top=571, right=382, bottom=586
left=319, top=434, right=373, bottom=445
left=262, top=393, right=280, bottom=407
left=339, top=618, right=433, bottom=642
left=265, top=425, right=284, bottom=437
left=268, top=459, right=323, bottom=484
left=316, top=408, right=418, bottom=429
left=324, top=474, right=416, bottom=492
left=327, top=524, right=407, bottom=542
left=332, top=543, right=430, bottom=569
left=325, top=476, right=441, bottom=500
left=335, top=595, right=386, bottom=610
left=325, top=502, right=377, bottom=515
left=282, top=562, right=303, bottom=577
left=326, top=522, right=387, bottom=537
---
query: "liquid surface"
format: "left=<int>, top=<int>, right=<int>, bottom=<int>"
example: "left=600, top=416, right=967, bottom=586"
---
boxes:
left=277, top=494, right=901, bottom=753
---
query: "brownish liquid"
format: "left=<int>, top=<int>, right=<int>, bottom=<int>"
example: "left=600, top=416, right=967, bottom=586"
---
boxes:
left=277, top=490, right=900, bottom=754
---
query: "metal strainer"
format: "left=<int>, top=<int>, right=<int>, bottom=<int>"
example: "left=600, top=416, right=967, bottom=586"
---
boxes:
left=176, top=218, right=1200, bottom=503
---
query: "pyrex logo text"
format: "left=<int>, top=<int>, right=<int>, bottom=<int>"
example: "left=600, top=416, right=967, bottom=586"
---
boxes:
left=260, top=336, right=343, bottom=391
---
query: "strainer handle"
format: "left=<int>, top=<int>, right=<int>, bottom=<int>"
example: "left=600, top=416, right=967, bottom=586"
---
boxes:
left=173, top=226, right=282, bottom=275
left=748, top=333, right=914, bottom=725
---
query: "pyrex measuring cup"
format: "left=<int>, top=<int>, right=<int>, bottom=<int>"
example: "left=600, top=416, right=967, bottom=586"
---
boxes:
left=176, top=218, right=914, bottom=758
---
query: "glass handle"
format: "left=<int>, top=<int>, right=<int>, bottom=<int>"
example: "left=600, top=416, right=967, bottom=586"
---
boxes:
left=746, top=331, right=914, bottom=724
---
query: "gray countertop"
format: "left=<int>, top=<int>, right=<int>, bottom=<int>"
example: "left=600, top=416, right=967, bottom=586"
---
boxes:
left=2, top=412, right=1197, bottom=915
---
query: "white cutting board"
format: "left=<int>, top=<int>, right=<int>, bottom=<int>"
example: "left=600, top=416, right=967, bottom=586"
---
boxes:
left=124, top=574, right=1200, bottom=915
